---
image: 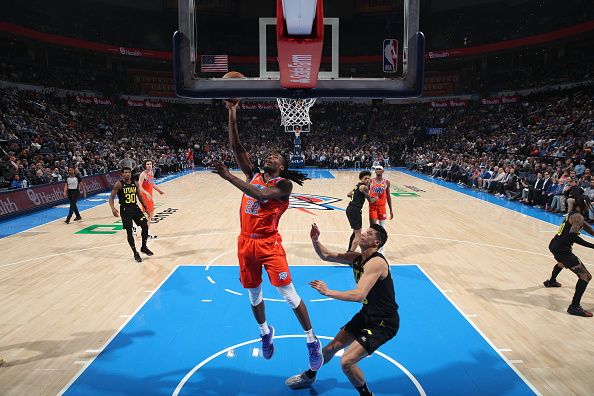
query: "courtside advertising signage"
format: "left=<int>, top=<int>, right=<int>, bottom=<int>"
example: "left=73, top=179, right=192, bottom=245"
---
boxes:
left=0, top=171, right=122, bottom=220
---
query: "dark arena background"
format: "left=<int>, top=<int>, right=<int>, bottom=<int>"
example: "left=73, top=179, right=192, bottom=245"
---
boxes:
left=0, top=1, right=593, bottom=395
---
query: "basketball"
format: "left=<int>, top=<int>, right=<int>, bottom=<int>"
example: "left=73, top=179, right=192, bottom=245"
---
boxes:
left=223, top=71, right=245, bottom=105
left=223, top=71, right=245, bottom=79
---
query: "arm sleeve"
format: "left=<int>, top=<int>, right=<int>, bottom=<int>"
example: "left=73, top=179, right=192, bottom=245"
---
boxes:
left=572, top=234, right=594, bottom=249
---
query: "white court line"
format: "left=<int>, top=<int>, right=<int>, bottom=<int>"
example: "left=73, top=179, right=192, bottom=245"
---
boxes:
left=398, top=170, right=592, bottom=238
left=201, top=299, right=212, bottom=302
left=2, top=228, right=580, bottom=274
left=203, top=242, right=351, bottom=302
left=224, top=288, right=242, bottom=296
left=310, top=298, right=334, bottom=302
left=415, top=265, right=541, bottom=396
left=0, top=170, right=195, bottom=240
left=171, top=335, right=426, bottom=396
left=57, top=265, right=179, bottom=396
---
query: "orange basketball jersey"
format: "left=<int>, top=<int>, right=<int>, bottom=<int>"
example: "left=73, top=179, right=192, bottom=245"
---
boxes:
left=369, top=177, right=388, bottom=206
left=240, top=173, right=289, bottom=237
left=141, top=171, right=155, bottom=195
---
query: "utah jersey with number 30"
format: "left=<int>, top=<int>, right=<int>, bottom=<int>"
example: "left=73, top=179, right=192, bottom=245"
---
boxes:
left=240, top=173, right=289, bottom=236
left=117, top=180, right=139, bottom=208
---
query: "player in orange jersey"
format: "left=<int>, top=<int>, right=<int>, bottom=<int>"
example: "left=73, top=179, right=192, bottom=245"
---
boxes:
left=138, top=160, right=165, bottom=239
left=368, top=166, right=393, bottom=253
left=211, top=100, right=323, bottom=372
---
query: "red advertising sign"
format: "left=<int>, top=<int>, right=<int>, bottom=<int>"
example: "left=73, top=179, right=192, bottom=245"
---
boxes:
left=481, top=96, right=521, bottom=105
left=125, top=99, right=165, bottom=108
left=0, top=22, right=172, bottom=60
left=425, top=20, right=594, bottom=60
left=430, top=100, right=467, bottom=108
left=238, top=103, right=278, bottom=110
left=76, top=96, right=113, bottom=106
left=0, top=171, right=122, bottom=220
left=501, top=95, right=520, bottom=103
left=145, top=100, right=164, bottom=108
left=126, top=99, right=145, bottom=107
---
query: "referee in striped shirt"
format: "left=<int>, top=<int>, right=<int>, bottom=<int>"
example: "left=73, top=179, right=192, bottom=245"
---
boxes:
left=64, top=166, right=86, bottom=224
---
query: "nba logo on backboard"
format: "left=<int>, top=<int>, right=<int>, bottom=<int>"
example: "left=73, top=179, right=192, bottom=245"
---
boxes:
left=383, top=39, right=398, bottom=73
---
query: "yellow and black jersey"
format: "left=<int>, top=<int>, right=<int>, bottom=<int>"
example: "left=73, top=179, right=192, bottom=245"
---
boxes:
left=117, top=180, right=139, bottom=208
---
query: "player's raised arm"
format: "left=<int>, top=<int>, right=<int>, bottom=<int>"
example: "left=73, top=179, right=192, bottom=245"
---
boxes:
left=226, top=102, right=253, bottom=180
left=310, top=257, right=385, bottom=302
left=310, top=223, right=360, bottom=264
left=211, top=161, right=291, bottom=201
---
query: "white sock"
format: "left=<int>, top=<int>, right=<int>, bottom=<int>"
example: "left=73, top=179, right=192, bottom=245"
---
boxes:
left=259, top=321, right=270, bottom=336
left=304, top=328, right=316, bottom=343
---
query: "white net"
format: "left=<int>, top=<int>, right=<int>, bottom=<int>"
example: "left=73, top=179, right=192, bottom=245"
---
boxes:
left=276, top=98, right=316, bottom=132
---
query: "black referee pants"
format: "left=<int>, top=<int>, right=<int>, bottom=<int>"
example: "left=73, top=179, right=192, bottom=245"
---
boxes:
left=67, top=189, right=81, bottom=221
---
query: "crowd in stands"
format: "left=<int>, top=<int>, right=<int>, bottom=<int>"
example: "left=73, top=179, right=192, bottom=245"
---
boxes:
left=405, top=87, right=594, bottom=219
left=0, top=84, right=404, bottom=191
left=2, top=81, right=593, bottom=214
left=0, top=88, right=190, bottom=190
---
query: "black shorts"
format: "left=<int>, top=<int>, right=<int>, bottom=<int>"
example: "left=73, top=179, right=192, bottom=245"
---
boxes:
left=346, top=205, right=363, bottom=230
left=549, top=241, right=581, bottom=268
left=120, top=205, right=146, bottom=229
left=342, top=311, right=399, bottom=355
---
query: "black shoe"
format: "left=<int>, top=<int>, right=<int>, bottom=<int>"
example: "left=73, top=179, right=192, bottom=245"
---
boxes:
left=543, top=280, right=562, bottom=288
left=74, top=217, right=82, bottom=221
left=134, top=252, right=142, bottom=262
left=567, top=305, right=593, bottom=317
left=140, top=246, right=153, bottom=256
left=65, top=219, right=70, bottom=224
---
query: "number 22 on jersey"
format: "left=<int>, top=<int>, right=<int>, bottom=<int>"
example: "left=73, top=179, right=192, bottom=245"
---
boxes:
left=245, top=199, right=260, bottom=215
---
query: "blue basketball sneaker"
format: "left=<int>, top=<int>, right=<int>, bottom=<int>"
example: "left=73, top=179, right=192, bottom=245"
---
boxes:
left=261, top=325, right=275, bottom=359
left=307, top=336, right=323, bottom=371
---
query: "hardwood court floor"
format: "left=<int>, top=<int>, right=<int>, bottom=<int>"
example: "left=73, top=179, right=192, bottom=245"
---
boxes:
left=0, top=170, right=592, bottom=395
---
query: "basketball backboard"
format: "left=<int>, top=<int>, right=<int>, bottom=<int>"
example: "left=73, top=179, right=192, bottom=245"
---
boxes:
left=173, top=0, right=424, bottom=99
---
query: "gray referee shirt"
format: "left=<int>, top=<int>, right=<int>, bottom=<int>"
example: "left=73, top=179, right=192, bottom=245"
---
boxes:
left=66, top=176, right=81, bottom=190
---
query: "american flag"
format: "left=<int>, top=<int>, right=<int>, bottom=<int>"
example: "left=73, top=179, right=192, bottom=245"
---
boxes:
left=200, top=55, right=228, bottom=73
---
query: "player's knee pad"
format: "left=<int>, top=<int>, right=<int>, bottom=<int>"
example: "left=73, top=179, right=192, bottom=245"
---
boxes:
left=276, top=283, right=301, bottom=309
left=247, top=285, right=263, bottom=306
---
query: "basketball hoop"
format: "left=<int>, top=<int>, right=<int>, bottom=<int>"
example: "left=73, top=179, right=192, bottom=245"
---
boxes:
left=276, top=98, right=316, bottom=133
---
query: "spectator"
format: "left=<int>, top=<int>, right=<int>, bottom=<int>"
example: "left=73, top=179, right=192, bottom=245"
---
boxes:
left=10, top=174, right=23, bottom=189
